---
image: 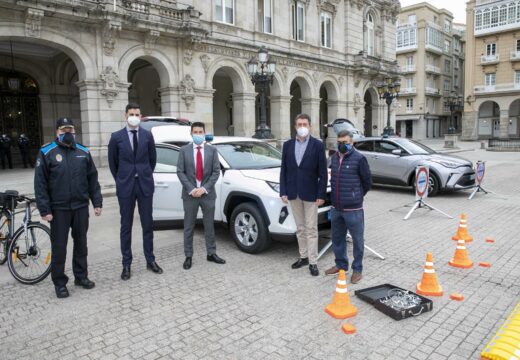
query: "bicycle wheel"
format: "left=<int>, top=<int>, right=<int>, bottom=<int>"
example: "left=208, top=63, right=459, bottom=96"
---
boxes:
left=7, top=223, right=52, bottom=285
left=0, top=239, right=7, bottom=265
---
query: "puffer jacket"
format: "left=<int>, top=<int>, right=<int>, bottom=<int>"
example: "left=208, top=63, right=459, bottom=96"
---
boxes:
left=330, top=148, right=372, bottom=210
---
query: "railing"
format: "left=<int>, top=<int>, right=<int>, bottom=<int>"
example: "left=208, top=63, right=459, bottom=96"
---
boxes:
left=425, top=87, right=441, bottom=96
left=474, top=83, right=520, bottom=93
left=511, top=51, right=520, bottom=61
left=481, top=54, right=500, bottom=64
left=401, top=65, right=416, bottom=72
left=400, top=87, right=416, bottom=94
left=425, top=64, right=441, bottom=74
left=425, top=43, right=443, bottom=54
left=488, top=138, right=520, bottom=150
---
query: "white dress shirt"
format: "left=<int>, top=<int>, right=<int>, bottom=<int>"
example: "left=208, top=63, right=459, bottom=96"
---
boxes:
left=192, top=142, right=205, bottom=188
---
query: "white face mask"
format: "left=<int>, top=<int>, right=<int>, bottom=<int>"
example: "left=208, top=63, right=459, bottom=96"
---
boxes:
left=296, top=127, right=309, bottom=138
left=127, top=116, right=141, bottom=127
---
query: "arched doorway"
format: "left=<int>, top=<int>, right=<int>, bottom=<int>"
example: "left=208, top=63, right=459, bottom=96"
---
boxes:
left=509, top=99, right=520, bottom=137
left=212, top=69, right=234, bottom=136
left=290, top=80, right=302, bottom=138
left=128, top=59, right=161, bottom=116
left=319, top=85, right=328, bottom=140
left=478, top=101, right=500, bottom=138
left=364, top=91, right=373, bottom=136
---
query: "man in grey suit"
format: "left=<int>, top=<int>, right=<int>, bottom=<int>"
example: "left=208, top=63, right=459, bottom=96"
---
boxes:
left=177, top=122, right=226, bottom=270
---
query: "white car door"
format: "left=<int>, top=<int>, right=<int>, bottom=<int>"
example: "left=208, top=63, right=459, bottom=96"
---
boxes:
left=153, top=145, right=184, bottom=222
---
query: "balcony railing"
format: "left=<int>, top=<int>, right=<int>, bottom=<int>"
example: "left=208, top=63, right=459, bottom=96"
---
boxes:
left=425, top=87, right=441, bottom=96
left=425, top=43, right=443, bottom=54
left=401, top=65, right=416, bottom=73
left=400, top=87, right=417, bottom=95
left=474, top=83, right=520, bottom=94
left=425, top=64, right=441, bottom=74
left=511, top=51, right=520, bottom=62
left=481, top=54, right=500, bottom=64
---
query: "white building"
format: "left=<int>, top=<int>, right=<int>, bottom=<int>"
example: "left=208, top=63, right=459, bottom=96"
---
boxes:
left=0, top=0, right=401, bottom=163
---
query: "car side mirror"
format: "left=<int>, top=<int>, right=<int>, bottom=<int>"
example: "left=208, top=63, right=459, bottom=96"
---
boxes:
left=391, top=149, right=402, bottom=156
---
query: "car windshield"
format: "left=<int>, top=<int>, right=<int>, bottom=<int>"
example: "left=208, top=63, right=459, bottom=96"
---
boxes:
left=394, top=138, right=436, bottom=155
left=215, top=142, right=282, bottom=169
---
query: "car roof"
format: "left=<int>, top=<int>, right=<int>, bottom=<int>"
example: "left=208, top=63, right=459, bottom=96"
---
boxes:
left=354, top=136, right=400, bottom=141
left=151, top=125, right=267, bottom=145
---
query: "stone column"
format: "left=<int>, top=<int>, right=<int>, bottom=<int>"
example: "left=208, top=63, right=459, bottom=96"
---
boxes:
left=38, top=94, right=57, bottom=144
left=499, top=110, right=509, bottom=139
left=301, top=98, right=321, bottom=138
left=231, top=92, right=256, bottom=137
left=270, top=95, right=291, bottom=140
left=193, top=89, right=216, bottom=133
left=159, top=86, right=181, bottom=117
left=327, top=100, right=348, bottom=122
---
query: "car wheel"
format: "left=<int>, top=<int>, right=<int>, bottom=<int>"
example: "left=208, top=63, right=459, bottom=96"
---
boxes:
left=428, top=172, right=440, bottom=197
left=230, top=202, right=270, bottom=254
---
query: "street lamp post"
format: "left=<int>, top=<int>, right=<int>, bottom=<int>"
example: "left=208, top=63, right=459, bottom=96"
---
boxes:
left=376, top=77, right=400, bottom=136
left=444, top=91, right=464, bottom=134
left=247, top=46, right=276, bottom=139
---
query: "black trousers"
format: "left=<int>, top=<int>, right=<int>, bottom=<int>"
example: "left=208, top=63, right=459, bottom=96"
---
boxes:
left=50, top=206, right=89, bottom=287
left=20, top=148, right=33, bottom=168
left=0, top=148, right=12, bottom=169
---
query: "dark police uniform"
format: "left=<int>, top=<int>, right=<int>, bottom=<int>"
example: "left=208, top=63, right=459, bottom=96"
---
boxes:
left=18, top=134, right=34, bottom=168
left=34, top=122, right=102, bottom=289
left=0, top=134, right=13, bottom=169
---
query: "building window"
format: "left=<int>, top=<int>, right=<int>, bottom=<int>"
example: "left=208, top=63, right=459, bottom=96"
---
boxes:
left=444, top=80, right=451, bottom=96
left=486, top=43, right=497, bottom=56
left=515, top=70, right=520, bottom=85
left=517, top=39, right=520, bottom=52
left=292, top=1, right=305, bottom=41
left=475, top=10, right=483, bottom=30
left=406, top=77, right=413, bottom=88
left=396, top=27, right=417, bottom=49
left=491, top=6, right=499, bottom=27
left=444, top=20, right=451, bottom=32
left=367, top=13, right=375, bottom=56
left=500, top=4, right=508, bottom=25
left=444, top=39, right=451, bottom=52
left=444, top=59, right=451, bottom=73
left=258, top=0, right=272, bottom=33
left=485, top=73, right=496, bottom=86
left=407, top=56, right=414, bottom=65
left=408, top=14, right=416, bottom=25
left=406, top=98, right=413, bottom=111
left=216, top=0, right=234, bottom=25
left=320, top=12, right=332, bottom=48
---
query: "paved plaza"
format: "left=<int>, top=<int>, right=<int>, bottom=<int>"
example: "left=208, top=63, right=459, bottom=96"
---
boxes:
left=0, top=143, right=519, bottom=359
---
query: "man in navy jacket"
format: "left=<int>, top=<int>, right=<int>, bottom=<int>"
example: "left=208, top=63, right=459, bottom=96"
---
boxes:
left=280, top=114, right=327, bottom=276
left=325, top=130, right=371, bottom=284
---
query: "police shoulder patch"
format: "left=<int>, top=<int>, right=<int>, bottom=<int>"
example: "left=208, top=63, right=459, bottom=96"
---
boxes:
left=41, top=142, right=58, bottom=156
left=76, top=143, right=89, bottom=154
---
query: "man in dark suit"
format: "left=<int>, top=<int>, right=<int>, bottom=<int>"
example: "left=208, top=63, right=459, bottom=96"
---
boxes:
left=108, top=103, right=162, bottom=280
left=177, top=122, right=225, bottom=270
left=280, top=114, right=327, bottom=276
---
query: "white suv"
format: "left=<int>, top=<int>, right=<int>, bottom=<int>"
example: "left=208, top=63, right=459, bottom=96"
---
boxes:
left=151, top=126, right=332, bottom=253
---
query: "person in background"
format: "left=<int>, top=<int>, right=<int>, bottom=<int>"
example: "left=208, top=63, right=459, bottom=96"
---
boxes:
left=279, top=113, right=327, bottom=277
left=325, top=130, right=371, bottom=284
left=18, top=133, right=34, bottom=168
left=0, top=133, right=13, bottom=169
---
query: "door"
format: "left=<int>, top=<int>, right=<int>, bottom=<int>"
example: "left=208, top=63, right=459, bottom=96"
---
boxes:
left=153, top=145, right=184, bottom=221
left=371, top=140, right=409, bottom=185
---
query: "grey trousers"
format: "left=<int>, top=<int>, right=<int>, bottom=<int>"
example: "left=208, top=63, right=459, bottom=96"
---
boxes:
left=183, top=196, right=217, bottom=257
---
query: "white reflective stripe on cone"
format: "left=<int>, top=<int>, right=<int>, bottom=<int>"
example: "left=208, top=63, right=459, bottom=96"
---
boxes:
left=335, top=288, right=348, bottom=293
left=337, top=280, right=347, bottom=285
left=456, top=246, right=466, bottom=250
left=424, top=269, right=435, bottom=273
left=425, top=262, right=434, bottom=266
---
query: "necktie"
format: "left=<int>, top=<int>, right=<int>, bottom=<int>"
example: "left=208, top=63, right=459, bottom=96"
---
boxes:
left=130, top=130, right=138, bottom=157
left=196, top=146, right=203, bottom=183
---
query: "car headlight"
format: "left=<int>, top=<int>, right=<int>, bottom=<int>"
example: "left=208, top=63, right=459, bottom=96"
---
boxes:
left=429, top=159, right=460, bottom=169
left=266, top=181, right=280, bottom=193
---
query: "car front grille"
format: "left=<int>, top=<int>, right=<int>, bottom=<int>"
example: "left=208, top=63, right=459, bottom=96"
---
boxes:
left=457, top=171, right=476, bottom=187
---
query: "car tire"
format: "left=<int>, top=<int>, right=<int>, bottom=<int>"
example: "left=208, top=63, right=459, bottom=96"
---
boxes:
left=428, top=172, right=440, bottom=197
left=229, top=202, right=270, bottom=254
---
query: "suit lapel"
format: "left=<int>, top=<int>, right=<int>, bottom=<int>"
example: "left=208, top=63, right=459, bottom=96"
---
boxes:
left=299, top=136, right=313, bottom=167
left=203, top=144, right=212, bottom=179
left=122, top=128, right=134, bottom=158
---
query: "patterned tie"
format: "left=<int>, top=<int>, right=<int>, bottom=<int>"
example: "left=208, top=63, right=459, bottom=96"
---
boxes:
left=130, top=130, right=138, bottom=157
left=196, top=146, right=203, bottom=183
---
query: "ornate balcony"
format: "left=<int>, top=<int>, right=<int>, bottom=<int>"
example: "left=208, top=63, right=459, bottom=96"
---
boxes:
left=481, top=54, right=500, bottom=65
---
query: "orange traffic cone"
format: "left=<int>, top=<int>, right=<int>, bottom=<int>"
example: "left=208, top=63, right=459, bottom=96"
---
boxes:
left=448, top=239, right=474, bottom=268
left=452, top=214, right=473, bottom=243
left=324, top=270, right=358, bottom=319
left=416, top=253, right=443, bottom=296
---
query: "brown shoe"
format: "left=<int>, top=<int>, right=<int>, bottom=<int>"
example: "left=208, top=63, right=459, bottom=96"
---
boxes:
left=325, top=266, right=340, bottom=276
left=351, top=272, right=362, bottom=284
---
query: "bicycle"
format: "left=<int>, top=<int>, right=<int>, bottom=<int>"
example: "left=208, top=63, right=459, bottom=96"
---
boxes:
left=0, top=190, right=52, bottom=284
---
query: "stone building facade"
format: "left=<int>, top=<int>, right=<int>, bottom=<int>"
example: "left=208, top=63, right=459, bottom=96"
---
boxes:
left=0, top=0, right=400, bottom=164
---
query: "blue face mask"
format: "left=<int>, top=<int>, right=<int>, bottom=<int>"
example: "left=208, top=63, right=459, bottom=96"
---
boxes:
left=192, top=135, right=204, bottom=145
left=338, top=143, right=352, bottom=154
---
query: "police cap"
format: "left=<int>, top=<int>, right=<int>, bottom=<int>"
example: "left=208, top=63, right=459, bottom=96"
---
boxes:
left=56, top=117, right=74, bottom=129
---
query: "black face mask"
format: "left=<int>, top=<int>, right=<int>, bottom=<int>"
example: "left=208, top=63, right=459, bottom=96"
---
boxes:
left=59, top=132, right=75, bottom=146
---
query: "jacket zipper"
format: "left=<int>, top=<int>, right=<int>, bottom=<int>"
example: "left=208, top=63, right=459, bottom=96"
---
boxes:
left=336, top=153, right=344, bottom=208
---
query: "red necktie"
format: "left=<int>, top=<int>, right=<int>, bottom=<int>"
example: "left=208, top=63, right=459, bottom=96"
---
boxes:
left=196, top=146, right=203, bottom=182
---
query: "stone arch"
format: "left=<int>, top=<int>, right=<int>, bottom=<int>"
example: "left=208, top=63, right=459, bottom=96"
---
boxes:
left=0, top=54, right=50, bottom=90
left=478, top=101, right=500, bottom=138
left=289, top=71, right=314, bottom=99
left=362, top=86, right=380, bottom=136
left=319, top=78, right=340, bottom=101
left=0, top=26, right=95, bottom=80
left=508, top=98, right=520, bottom=137
left=119, top=46, right=177, bottom=88
left=205, top=57, right=252, bottom=93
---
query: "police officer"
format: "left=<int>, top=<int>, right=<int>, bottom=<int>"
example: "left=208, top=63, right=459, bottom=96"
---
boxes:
left=0, top=133, right=13, bottom=169
left=18, top=133, right=33, bottom=168
left=34, top=117, right=103, bottom=298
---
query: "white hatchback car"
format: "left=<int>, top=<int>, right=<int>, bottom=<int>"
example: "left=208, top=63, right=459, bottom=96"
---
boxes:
left=150, top=126, right=332, bottom=253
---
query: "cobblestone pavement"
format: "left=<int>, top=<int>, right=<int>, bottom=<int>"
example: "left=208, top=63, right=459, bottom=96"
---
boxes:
left=0, top=148, right=519, bottom=359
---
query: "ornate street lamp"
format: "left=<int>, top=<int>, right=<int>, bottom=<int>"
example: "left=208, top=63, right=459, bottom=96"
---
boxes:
left=444, top=91, right=464, bottom=134
left=247, top=46, right=276, bottom=139
left=376, top=77, right=400, bottom=136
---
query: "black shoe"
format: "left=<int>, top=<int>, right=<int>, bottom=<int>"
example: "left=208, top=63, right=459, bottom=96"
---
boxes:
left=309, top=264, right=319, bottom=276
left=183, top=257, right=192, bottom=270
left=121, top=266, right=131, bottom=281
left=55, top=286, right=69, bottom=298
left=207, top=254, right=226, bottom=264
left=147, top=262, right=163, bottom=274
left=291, top=258, right=309, bottom=269
left=74, top=278, right=95, bottom=289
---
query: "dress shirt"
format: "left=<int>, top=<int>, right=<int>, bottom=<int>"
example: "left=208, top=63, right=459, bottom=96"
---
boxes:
left=189, top=142, right=208, bottom=195
left=294, top=135, right=310, bottom=166
left=126, top=126, right=139, bottom=151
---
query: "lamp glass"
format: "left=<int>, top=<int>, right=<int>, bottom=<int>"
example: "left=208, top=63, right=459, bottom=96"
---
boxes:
left=258, top=48, right=268, bottom=63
